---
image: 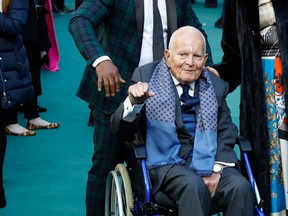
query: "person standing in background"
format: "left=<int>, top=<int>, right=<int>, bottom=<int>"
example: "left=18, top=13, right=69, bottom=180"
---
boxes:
left=211, top=0, right=288, bottom=214
left=68, top=0, right=214, bottom=215
left=0, top=0, right=34, bottom=207
left=4, top=0, right=60, bottom=136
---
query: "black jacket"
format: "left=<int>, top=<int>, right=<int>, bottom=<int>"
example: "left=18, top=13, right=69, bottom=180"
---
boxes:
left=0, top=0, right=34, bottom=109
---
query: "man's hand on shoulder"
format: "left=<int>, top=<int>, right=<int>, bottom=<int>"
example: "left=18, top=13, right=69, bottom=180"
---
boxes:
left=128, top=82, right=155, bottom=105
left=96, top=60, right=126, bottom=97
left=207, top=66, right=220, bottom=77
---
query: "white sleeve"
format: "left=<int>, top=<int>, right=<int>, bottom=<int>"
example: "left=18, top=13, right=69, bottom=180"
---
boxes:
left=122, top=97, right=145, bottom=122
left=92, top=56, right=111, bottom=67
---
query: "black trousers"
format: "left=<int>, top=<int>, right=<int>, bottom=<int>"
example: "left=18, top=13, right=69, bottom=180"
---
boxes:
left=151, top=163, right=255, bottom=216
left=52, top=0, right=65, bottom=10
left=75, top=0, right=83, bottom=10
left=4, top=100, right=40, bottom=124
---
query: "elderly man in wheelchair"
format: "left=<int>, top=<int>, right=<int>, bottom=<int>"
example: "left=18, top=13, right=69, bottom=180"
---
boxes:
left=108, top=26, right=255, bottom=216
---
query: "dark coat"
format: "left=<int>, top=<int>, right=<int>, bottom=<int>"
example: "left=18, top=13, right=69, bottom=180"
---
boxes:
left=212, top=0, right=288, bottom=213
left=0, top=0, right=34, bottom=109
left=68, top=0, right=213, bottom=115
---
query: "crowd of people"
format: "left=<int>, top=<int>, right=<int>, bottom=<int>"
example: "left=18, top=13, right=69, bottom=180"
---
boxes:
left=1, top=0, right=288, bottom=215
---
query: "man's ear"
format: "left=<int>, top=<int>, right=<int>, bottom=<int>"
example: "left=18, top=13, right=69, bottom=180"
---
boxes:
left=203, top=53, right=208, bottom=65
left=164, top=49, right=171, bottom=68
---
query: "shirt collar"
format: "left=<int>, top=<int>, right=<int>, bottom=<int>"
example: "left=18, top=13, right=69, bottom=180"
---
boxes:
left=170, top=73, right=195, bottom=90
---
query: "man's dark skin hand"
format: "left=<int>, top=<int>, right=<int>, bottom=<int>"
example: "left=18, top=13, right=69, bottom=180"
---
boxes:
left=96, top=60, right=126, bottom=97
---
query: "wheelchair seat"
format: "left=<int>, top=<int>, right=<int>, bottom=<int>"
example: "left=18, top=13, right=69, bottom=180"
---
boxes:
left=104, top=136, right=265, bottom=216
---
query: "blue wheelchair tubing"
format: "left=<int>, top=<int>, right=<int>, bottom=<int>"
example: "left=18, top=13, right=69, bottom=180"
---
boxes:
left=141, top=159, right=152, bottom=203
left=243, top=152, right=265, bottom=216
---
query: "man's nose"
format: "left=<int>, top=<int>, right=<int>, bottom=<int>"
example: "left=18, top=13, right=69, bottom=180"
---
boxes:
left=186, top=55, right=194, bottom=66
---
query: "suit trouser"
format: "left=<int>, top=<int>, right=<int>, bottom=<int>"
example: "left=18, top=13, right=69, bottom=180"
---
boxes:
left=153, top=165, right=255, bottom=216
left=86, top=108, right=124, bottom=216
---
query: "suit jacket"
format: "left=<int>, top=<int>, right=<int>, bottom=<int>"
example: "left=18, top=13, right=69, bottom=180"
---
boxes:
left=111, top=60, right=239, bottom=194
left=68, top=0, right=213, bottom=114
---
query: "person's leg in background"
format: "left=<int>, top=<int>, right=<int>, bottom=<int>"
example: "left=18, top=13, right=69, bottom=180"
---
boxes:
left=75, top=0, right=83, bottom=10
left=22, top=41, right=59, bottom=130
left=4, top=107, right=36, bottom=136
left=86, top=108, right=124, bottom=216
left=190, top=0, right=217, bottom=7
left=205, top=0, right=217, bottom=8
left=52, top=0, right=74, bottom=13
left=0, top=109, right=7, bottom=208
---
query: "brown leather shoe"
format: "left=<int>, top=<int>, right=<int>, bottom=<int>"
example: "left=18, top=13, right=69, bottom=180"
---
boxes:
left=5, top=127, right=36, bottom=136
left=26, top=122, right=60, bottom=130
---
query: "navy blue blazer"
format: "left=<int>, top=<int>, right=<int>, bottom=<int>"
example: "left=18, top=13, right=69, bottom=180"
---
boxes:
left=111, top=60, right=239, bottom=194
left=112, top=60, right=238, bottom=164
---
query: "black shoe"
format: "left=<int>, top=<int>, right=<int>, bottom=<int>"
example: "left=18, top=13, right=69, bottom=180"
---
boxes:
left=214, top=17, right=222, bottom=28
left=0, top=185, right=6, bottom=208
left=37, top=106, right=47, bottom=113
left=205, top=0, right=217, bottom=7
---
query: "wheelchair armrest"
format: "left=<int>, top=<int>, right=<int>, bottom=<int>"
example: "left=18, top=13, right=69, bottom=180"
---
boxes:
left=235, top=136, right=253, bottom=153
left=125, top=141, right=147, bottom=159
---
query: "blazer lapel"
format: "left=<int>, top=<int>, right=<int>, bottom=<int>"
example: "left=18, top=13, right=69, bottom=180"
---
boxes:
left=134, top=0, right=144, bottom=42
left=194, top=82, right=200, bottom=119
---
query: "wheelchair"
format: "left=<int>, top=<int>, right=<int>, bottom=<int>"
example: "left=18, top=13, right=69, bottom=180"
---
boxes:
left=104, top=136, right=265, bottom=216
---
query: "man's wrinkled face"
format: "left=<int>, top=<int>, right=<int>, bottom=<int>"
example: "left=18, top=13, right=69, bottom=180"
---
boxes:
left=164, top=31, right=208, bottom=84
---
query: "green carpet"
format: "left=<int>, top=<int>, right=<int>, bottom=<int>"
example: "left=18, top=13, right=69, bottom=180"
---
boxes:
left=1, top=0, right=240, bottom=215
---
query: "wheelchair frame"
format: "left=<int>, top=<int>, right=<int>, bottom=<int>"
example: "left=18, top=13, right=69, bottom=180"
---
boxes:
left=104, top=136, right=265, bottom=216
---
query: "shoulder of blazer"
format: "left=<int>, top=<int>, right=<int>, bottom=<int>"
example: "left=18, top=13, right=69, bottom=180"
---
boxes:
left=206, top=70, right=229, bottom=100
left=137, top=60, right=162, bottom=83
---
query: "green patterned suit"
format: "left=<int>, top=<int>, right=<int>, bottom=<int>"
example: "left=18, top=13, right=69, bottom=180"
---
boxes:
left=68, top=0, right=213, bottom=215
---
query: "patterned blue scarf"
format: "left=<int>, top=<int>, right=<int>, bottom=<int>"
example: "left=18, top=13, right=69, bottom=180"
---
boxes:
left=145, top=59, right=218, bottom=176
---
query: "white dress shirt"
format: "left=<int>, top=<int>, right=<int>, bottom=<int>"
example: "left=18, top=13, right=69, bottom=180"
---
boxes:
left=92, top=0, right=167, bottom=68
left=0, top=0, right=3, bottom=12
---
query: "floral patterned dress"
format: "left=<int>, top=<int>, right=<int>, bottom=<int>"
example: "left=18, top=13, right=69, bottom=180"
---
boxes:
left=259, top=0, right=288, bottom=215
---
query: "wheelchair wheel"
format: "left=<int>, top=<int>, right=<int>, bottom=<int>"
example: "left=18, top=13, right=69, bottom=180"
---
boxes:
left=115, top=164, right=134, bottom=216
left=105, top=170, right=124, bottom=216
left=104, top=164, right=133, bottom=216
